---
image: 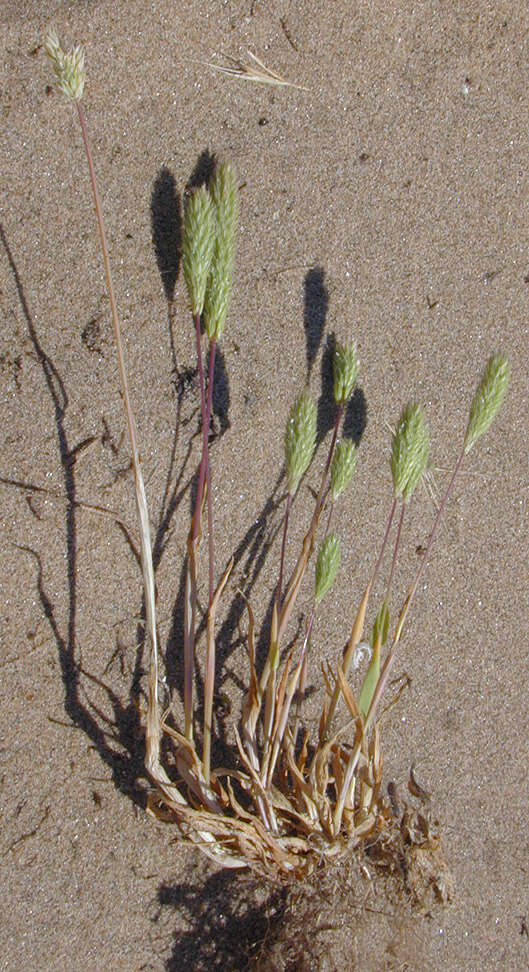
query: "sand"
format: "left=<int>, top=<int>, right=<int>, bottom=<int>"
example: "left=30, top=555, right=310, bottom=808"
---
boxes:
left=0, top=1, right=528, bottom=969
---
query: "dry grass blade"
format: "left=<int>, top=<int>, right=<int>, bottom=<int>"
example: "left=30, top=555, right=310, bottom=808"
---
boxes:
left=322, top=580, right=371, bottom=741
left=203, top=556, right=234, bottom=783
left=239, top=590, right=258, bottom=704
left=208, top=50, right=308, bottom=90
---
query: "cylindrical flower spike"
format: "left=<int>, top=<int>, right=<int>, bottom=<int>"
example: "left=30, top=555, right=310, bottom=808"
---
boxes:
left=330, top=439, right=357, bottom=501
left=182, top=187, right=215, bottom=316
left=209, top=163, right=239, bottom=247
left=464, top=354, right=510, bottom=454
left=391, top=403, right=430, bottom=502
left=315, top=533, right=341, bottom=603
left=333, top=342, right=360, bottom=404
left=204, top=163, right=240, bottom=339
left=285, top=390, right=317, bottom=495
left=45, top=29, right=86, bottom=101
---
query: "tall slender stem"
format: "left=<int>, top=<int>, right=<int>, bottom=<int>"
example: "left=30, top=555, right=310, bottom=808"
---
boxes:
left=76, top=103, right=160, bottom=763
left=318, top=403, right=343, bottom=507
left=276, top=402, right=343, bottom=648
left=386, top=503, right=405, bottom=599
left=373, top=496, right=398, bottom=590
left=201, top=339, right=218, bottom=783
left=191, top=312, right=209, bottom=541
left=204, top=339, right=217, bottom=604
left=182, top=313, right=208, bottom=739
left=191, top=317, right=216, bottom=601
left=275, top=492, right=292, bottom=619
left=185, top=321, right=217, bottom=744
left=365, top=447, right=466, bottom=730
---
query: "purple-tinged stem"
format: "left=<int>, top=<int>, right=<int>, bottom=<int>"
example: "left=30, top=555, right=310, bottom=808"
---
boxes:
left=191, top=312, right=209, bottom=542
left=365, top=447, right=466, bottom=731
left=185, top=319, right=217, bottom=747
left=202, top=339, right=219, bottom=783
left=318, top=403, right=343, bottom=508
left=372, top=496, right=398, bottom=592
left=265, top=401, right=345, bottom=756
left=386, top=502, right=406, bottom=598
left=275, top=402, right=344, bottom=649
left=204, top=338, right=217, bottom=604
left=182, top=312, right=209, bottom=739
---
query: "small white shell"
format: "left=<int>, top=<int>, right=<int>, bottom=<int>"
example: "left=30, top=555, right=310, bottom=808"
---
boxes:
left=351, top=641, right=372, bottom=670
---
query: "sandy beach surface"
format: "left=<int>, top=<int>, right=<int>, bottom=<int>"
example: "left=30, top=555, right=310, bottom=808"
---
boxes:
left=1, top=1, right=527, bottom=969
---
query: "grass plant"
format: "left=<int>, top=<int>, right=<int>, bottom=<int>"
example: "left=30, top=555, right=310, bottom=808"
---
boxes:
left=45, top=33, right=510, bottom=888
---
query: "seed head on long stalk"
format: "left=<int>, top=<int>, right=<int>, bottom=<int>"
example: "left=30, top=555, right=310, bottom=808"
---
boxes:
left=365, top=354, right=510, bottom=731
left=285, top=390, right=317, bottom=496
left=315, top=533, right=341, bottom=604
left=330, top=439, right=357, bottom=502
left=45, top=29, right=85, bottom=101
left=333, top=342, right=359, bottom=404
left=391, top=403, right=430, bottom=502
left=464, top=354, right=510, bottom=454
left=204, top=162, right=239, bottom=340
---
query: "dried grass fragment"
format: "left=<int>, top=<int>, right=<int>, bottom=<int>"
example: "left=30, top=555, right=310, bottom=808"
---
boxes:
left=208, top=49, right=308, bottom=90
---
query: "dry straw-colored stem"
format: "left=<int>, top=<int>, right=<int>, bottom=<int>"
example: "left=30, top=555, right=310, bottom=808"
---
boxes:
left=75, top=102, right=161, bottom=770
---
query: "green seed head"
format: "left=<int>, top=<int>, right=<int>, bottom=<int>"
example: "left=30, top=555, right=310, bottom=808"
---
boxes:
left=203, top=163, right=240, bottom=340
left=182, top=186, right=215, bottom=316
left=203, top=240, right=233, bottom=339
left=315, top=533, right=341, bottom=603
left=464, top=355, right=510, bottom=454
left=45, top=29, right=86, bottom=101
left=285, top=390, right=317, bottom=495
left=333, top=342, right=360, bottom=404
left=330, top=439, right=357, bottom=501
left=209, top=163, right=239, bottom=246
left=391, top=403, right=430, bottom=502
